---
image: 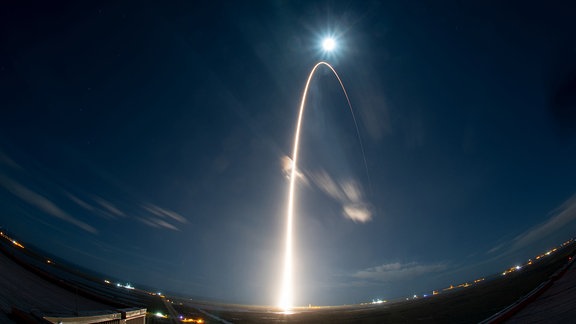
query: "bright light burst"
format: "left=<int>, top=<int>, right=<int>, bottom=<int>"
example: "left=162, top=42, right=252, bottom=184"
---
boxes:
left=322, top=37, right=336, bottom=52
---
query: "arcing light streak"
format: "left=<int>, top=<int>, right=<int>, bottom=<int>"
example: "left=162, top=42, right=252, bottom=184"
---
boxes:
left=279, top=62, right=369, bottom=311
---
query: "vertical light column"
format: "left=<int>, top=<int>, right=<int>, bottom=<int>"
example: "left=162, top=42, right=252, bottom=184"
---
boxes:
left=279, top=62, right=367, bottom=311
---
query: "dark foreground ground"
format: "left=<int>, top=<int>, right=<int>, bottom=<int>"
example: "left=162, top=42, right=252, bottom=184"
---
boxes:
left=0, top=232, right=182, bottom=323
left=506, top=254, right=576, bottom=323
left=1, top=230, right=575, bottom=323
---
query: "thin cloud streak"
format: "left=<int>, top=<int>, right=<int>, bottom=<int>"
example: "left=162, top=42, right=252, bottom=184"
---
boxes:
left=94, top=196, right=126, bottom=218
left=139, top=217, right=180, bottom=231
left=154, top=219, right=180, bottom=231
left=280, top=155, right=308, bottom=186
left=485, top=194, right=576, bottom=258
left=486, top=243, right=505, bottom=255
left=353, top=261, right=448, bottom=282
left=310, top=169, right=373, bottom=223
left=143, top=203, right=187, bottom=223
left=510, top=194, right=576, bottom=252
left=66, top=192, right=95, bottom=211
left=0, top=175, right=97, bottom=234
left=137, top=203, right=187, bottom=231
left=0, top=151, right=21, bottom=169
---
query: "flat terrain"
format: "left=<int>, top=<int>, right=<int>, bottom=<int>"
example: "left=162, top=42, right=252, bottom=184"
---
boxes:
left=171, top=244, right=576, bottom=323
left=0, top=249, right=111, bottom=323
left=0, top=235, right=169, bottom=323
left=1, top=231, right=575, bottom=323
left=507, top=257, right=576, bottom=322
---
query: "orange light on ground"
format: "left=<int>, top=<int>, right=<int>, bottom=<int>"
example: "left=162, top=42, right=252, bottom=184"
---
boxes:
left=12, top=240, right=24, bottom=248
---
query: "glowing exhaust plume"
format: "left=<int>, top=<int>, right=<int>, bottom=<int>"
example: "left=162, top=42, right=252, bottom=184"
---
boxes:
left=279, top=62, right=368, bottom=311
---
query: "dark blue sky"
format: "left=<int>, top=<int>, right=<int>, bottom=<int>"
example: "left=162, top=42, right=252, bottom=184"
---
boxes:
left=1, top=1, right=576, bottom=306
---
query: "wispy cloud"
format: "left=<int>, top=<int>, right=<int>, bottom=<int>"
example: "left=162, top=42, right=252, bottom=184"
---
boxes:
left=486, top=243, right=505, bottom=255
left=353, top=261, right=448, bottom=282
left=66, top=192, right=187, bottom=231
left=139, top=217, right=160, bottom=228
left=153, top=218, right=179, bottom=231
left=0, top=175, right=97, bottom=234
left=66, top=192, right=95, bottom=211
left=0, top=151, right=21, bottom=169
left=280, top=156, right=372, bottom=222
left=139, top=216, right=180, bottom=231
left=280, top=155, right=308, bottom=185
left=94, top=196, right=126, bottom=218
left=67, top=192, right=126, bottom=220
left=484, top=193, right=576, bottom=260
left=510, top=194, right=576, bottom=252
left=143, top=203, right=187, bottom=223
left=138, top=203, right=187, bottom=231
left=343, top=204, right=372, bottom=223
left=0, top=150, right=187, bottom=233
left=310, top=169, right=373, bottom=223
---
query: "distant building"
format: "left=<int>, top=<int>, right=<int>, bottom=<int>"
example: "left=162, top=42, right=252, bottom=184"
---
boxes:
left=1, top=234, right=148, bottom=324
left=41, top=307, right=146, bottom=324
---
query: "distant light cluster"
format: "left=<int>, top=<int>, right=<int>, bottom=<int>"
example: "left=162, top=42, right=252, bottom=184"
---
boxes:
left=364, top=237, right=575, bottom=305
left=501, top=242, right=568, bottom=276
left=0, top=231, right=25, bottom=249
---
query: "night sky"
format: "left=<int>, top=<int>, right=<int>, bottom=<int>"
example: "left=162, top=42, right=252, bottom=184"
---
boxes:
left=1, top=1, right=576, bottom=306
